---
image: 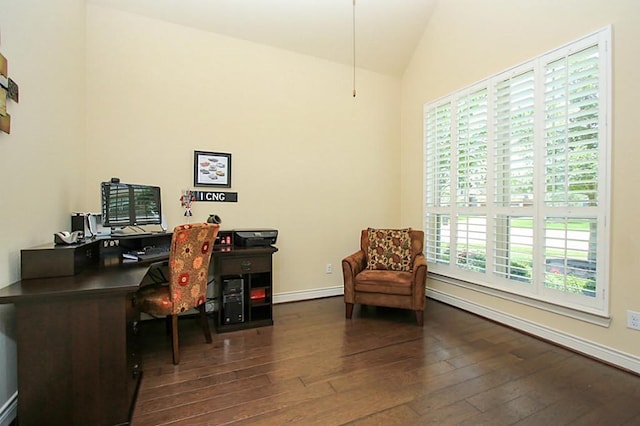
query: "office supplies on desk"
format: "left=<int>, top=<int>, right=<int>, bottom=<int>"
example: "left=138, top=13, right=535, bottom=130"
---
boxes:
left=122, top=252, right=139, bottom=261
left=207, top=214, right=222, bottom=224
left=53, top=230, right=84, bottom=245
left=71, top=212, right=103, bottom=238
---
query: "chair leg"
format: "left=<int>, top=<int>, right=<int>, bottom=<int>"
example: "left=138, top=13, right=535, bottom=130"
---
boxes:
left=171, top=314, right=180, bottom=365
left=345, top=303, right=354, bottom=319
left=415, top=310, right=424, bottom=327
left=198, top=304, right=212, bottom=344
left=165, top=315, right=172, bottom=336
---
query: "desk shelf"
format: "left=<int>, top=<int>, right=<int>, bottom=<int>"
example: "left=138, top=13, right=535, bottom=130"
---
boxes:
left=212, top=246, right=277, bottom=333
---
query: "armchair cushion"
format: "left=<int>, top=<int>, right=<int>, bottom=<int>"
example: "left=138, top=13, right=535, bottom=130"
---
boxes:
left=354, top=270, right=414, bottom=295
left=366, top=228, right=412, bottom=272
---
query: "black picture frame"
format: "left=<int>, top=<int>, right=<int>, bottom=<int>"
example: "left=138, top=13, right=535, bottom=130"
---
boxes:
left=194, top=151, right=232, bottom=188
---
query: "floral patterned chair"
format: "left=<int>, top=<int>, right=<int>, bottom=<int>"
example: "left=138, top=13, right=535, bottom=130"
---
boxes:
left=136, top=223, right=220, bottom=364
left=342, top=228, right=427, bottom=326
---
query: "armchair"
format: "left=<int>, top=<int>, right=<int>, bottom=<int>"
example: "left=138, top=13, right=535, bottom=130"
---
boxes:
left=342, top=228, right=427, bottom=326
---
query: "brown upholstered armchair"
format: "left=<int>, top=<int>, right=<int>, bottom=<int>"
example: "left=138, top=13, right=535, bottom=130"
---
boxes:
left=342, top=228, right=427, bottom=326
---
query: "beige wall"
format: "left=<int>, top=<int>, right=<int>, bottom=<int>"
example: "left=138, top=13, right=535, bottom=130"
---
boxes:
left=0, top=0, right=86, bottom=413
left=85, top=5, right=402, bottom=297
left=2, top=0, right=639, bottom=417
left=401, top=0, right=640, bottom=360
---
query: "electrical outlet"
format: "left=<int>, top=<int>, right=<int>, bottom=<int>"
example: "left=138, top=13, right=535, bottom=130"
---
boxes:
left=326, top=263, right=332, bottom=274
left=627, top=310, right=640, bottom=331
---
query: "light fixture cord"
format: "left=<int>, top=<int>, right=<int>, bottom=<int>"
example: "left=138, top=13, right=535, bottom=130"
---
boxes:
left=352, top=0, right=356, bottom=97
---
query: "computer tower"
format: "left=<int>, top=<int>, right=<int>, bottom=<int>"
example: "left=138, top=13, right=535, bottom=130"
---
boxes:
left=222, top=278, right=244, bottom=324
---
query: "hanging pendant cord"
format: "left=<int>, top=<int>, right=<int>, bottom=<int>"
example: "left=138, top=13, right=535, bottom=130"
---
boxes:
left=352, top=0, right=356, bottom=97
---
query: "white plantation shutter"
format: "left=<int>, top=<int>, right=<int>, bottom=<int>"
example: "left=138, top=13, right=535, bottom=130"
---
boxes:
left=543, top=217, right=598, bottom=298
left=456, top=89, right=488, bottom=207
left=423, top=27, right=610, bottom=315
left=425, top=103, right=453, bottom=265
left=493, top=215, right=534, bottom=284
left=424, top=213, right=450, bottom=264
left=456, top=214, right=487, bottom=273
left=424, top=103, right=452, bottom=208
left=544, top=44, right=600, bottom=207
left=494, top=70, right=535, bottom=207
left=492, top=70, right=536, bottom=286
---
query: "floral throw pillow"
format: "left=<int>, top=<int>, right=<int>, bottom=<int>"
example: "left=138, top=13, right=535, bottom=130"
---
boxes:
left=366, top=228, right=412, bottom=272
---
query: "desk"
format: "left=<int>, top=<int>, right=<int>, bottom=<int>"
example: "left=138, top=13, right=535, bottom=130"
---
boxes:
left=0, top=265, right=149, bottom=425
left=212, top=246, right=278, bottom=332
left=0, top=233, right=172, bottom=426
left=0, top=234, right=278, bottom=425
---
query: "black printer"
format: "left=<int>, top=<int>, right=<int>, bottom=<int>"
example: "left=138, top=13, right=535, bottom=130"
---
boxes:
left=233, top=229, right=278, bottom=247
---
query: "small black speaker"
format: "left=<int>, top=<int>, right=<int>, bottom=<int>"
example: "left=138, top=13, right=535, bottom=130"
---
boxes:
left=71, top=214, right=86, bottom=238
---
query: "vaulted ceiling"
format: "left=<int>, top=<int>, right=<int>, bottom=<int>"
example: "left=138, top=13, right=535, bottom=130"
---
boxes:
left=86, top=0, right=437, bottom=77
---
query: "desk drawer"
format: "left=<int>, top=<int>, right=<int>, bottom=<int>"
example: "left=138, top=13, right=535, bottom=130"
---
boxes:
left=220, top=256, right=270, bottom=275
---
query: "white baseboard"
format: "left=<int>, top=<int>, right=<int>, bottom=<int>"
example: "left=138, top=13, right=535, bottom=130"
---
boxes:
left=274, top=285, right=343, bottom=304
left=427, top=287, right=640, bottom=375
left=0, top=392, right=17, bottom=426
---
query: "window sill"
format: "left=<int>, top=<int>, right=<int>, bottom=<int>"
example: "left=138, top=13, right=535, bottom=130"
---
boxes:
left=427, top=272, right=611, bottom=328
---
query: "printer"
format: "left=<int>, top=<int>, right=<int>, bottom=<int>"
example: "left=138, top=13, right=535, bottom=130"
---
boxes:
left=233, top=229, right=278, bottom=247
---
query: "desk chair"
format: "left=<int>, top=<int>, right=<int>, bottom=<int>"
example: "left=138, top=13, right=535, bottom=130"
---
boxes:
left=136, top=223, right=220, bottom=364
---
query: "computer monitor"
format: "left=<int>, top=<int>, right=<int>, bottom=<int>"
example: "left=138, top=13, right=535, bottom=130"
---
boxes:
left=101, top=181, right=162, bottom=231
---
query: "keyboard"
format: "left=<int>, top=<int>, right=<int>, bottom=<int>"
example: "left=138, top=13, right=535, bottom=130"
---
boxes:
left=136, top=246, right=170, bottom=262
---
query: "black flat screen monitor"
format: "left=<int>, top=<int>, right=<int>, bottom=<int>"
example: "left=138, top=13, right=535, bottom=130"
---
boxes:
left=101, top=181, right=162, bottom=228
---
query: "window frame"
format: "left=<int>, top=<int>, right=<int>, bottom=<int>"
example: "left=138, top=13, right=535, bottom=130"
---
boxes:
left=423, top=27, right=611, bottom=317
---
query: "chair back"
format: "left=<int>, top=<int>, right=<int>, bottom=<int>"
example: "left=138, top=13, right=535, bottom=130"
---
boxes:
left=168, top=223, right=220, bottom=314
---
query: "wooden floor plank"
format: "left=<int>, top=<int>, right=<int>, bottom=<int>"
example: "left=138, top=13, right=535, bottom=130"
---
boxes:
left=346, top=404, right=424, bottom=425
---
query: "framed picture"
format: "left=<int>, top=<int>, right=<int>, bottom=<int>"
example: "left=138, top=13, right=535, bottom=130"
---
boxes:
left=194, top=151, right=232, bottom=188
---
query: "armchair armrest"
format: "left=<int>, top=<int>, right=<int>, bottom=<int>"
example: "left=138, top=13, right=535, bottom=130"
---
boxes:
left=343, top=250, right=366, bottom=276
left=411, top=254, right=428, bottom=309
left=342, top=250, right=366, bottom=303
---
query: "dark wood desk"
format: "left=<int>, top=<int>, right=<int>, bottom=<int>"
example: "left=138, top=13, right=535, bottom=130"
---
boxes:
left=0, top=264, right=149, bottom=426
left=0, top=235, right=278, bottom=425
left=0, top=233, right=172, bottom=426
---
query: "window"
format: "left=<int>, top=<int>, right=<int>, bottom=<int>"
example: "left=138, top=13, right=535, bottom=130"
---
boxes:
left=423, top=28, right=610, bottom=315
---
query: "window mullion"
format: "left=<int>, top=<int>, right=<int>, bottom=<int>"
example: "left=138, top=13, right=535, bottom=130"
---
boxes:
left=485, top=80, right=496, bottom=279
left=533, top=56, right=546, bottom=296
left=449, top=99, right=459, bottom=267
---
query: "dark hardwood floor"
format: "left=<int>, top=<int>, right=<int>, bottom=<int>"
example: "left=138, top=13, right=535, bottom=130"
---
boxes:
left=132, top=296, right=640, bottom=425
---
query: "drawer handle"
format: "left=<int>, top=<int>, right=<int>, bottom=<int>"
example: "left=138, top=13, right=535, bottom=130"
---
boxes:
left=241, top=260, right=252, bottom=271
